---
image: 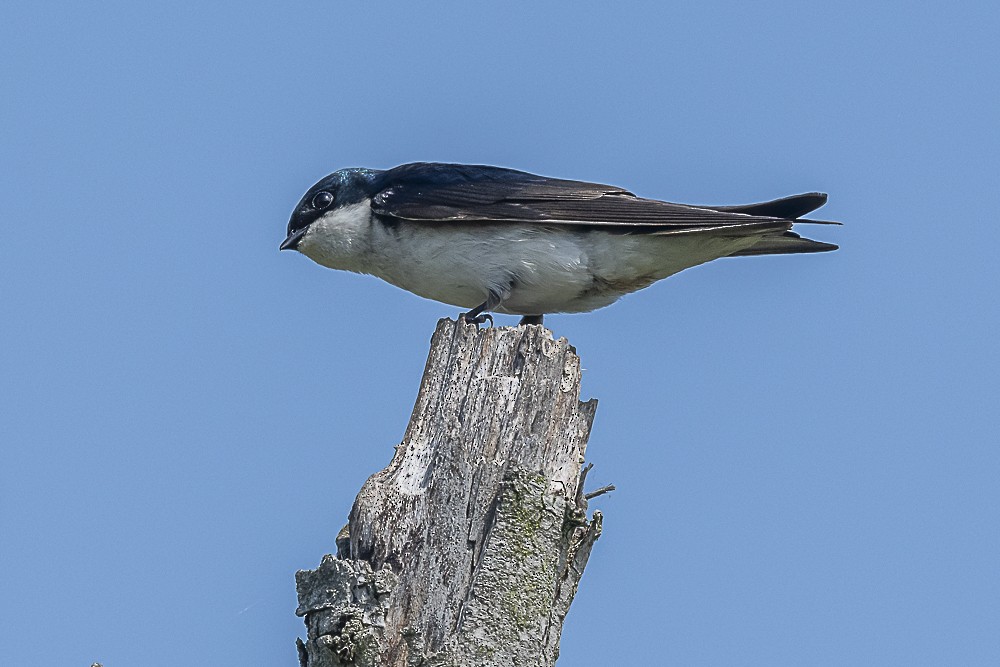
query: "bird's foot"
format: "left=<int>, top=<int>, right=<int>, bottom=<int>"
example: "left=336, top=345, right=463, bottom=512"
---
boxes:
left=459, top=293, right=504, bottom=328
left=459, top=311, right=494, bottom=327
left=519, top=315, right=544, bottom=326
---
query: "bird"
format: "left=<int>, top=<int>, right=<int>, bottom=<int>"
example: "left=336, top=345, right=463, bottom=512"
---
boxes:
left=281, top=162, right=838, bottom=326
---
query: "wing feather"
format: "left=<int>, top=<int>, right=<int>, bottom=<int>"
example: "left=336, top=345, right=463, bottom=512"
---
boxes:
left=370, top=163, right=803, bottom=236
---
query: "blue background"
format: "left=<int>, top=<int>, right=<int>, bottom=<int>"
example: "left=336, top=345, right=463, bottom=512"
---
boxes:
left=2, top=1, right=998, bottom=664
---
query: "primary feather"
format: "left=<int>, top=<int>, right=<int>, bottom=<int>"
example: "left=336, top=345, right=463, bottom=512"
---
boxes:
left=370, top=163, right=824, bottom=234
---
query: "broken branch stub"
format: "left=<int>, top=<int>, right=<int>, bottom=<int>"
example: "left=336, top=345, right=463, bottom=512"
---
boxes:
left=296, top=318, right=604, bottom=667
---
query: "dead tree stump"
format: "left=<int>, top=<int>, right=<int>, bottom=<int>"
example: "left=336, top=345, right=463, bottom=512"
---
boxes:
left=295, top=318, right=604, bottom=667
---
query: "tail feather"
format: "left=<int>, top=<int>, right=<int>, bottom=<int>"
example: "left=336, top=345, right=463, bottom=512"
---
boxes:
left=729, top=231, right=838, bottom=257
left=708, top=192, right=835, bottom=221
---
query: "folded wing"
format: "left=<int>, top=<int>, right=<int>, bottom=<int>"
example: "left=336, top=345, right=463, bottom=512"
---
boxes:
left=370, top=163, right=837, bottom=245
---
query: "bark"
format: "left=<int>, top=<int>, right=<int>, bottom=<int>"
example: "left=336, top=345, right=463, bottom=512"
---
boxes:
left=295, top=318, right=604, bottom=667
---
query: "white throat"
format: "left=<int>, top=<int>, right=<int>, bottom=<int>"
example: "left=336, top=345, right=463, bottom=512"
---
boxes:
left=297, top=201, right=374, bottom=274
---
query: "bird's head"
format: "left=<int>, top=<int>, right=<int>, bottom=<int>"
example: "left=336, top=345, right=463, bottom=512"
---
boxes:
left=280, top=168, right=378, bottom=253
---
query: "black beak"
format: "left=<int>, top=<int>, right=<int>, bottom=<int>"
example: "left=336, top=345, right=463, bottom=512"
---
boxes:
left=280, top=227, right=307, bottom=251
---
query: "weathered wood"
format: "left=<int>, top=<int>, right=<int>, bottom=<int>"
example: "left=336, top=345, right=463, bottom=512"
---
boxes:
left=296, top=318, right=603, bottom=667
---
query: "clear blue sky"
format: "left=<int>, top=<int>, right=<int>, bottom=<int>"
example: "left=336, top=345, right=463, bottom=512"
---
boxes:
left=2, top=1, right=998, bottom=664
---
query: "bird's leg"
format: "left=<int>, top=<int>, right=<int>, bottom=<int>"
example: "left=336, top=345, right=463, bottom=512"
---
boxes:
left=459, top=303, right=493, bottom=327
left=459, top=289, right=504, bottom=327
left=518, top=315, right=544, bottom=326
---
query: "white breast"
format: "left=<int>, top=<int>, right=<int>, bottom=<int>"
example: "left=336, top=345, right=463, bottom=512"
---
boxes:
left=370, top=222, right=596, bottom=313
left=297, top=201, right=762, bottom=315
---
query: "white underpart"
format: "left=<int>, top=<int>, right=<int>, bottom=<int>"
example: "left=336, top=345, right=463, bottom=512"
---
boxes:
left=297, top=202, right=375, bottom=275
left=297, top=199, right=764, bottom=315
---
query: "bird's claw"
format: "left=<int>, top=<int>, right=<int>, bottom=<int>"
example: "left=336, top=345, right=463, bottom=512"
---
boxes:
left=459, top=312, right=494, bottom=327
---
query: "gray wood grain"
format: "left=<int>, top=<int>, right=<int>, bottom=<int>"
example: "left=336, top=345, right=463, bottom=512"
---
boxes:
left=296, top=319, right=603, bottom=667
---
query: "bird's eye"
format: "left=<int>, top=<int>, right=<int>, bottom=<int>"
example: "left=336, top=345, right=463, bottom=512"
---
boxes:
left=312, top=191, right=334, bottom=210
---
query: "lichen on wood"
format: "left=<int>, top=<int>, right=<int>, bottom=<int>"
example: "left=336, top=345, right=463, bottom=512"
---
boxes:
left=295, top=319, right=604, bottom=667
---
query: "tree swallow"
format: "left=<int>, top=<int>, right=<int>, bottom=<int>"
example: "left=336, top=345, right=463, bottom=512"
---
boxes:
left=281, top=162, right=838, bottom=325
